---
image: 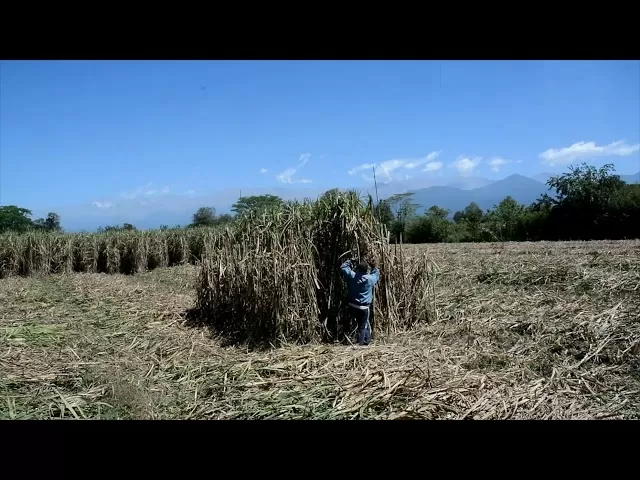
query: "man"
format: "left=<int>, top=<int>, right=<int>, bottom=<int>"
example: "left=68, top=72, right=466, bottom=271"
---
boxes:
left=339, top=258, right=380, bottom=346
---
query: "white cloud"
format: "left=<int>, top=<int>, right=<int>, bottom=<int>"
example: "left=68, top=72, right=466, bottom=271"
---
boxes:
left=121, top=183, right=171, bottom=200
left=92, top=201, right=113, bottom=209
left=377, top=159, right=405, bottom=180
left=184, top=189, right=196, bottom=196
left=276, top=153, right=313, bottom=184
left=423, top=161, right=444, bottom=172
left=121, top=183, right=150, bottom=199
left=424, top=151, right=441, bottom=162
left=451, top=156, right=481, bottom=176
left=348, top=163, right=377, bottom=176
left=348, top=151, right=442, bottom=182
left=260, top=168, right=268, bottom=174
left=540, top=140, right=640, bottom=166
left=488, top=157, right=511, bottom=172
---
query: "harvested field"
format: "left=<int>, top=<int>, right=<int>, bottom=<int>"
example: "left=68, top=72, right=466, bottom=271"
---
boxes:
left=1, top=240, right=639, bottom=419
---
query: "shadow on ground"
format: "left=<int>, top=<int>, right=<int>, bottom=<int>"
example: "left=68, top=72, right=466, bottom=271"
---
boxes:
left=181, top=306, right=370, bottom=351
left=181, top=307, right=277, bottom=350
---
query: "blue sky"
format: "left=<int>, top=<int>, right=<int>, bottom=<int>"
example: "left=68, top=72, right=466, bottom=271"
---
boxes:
left=1, top=60, right=639, bottom=229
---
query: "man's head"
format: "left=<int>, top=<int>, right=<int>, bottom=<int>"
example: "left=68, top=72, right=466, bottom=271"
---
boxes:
left=355, top=261, right=369, bottom=274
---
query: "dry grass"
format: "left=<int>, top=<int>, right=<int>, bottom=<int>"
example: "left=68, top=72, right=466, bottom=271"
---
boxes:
left=1, top=239, right=638, bottom=419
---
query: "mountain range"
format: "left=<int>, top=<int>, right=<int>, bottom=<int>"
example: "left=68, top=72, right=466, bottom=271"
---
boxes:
left=402, top=174, right=549, bottom=215
left=382, top=171, right=640, bottom=216
left=622, top=172, right=640, bottom=184
left=40, top=171, right=640, bottom=232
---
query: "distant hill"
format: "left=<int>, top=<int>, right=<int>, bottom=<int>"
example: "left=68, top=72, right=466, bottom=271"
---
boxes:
left=621, top=172, right=640, bottom=184
left=55, top=171, right=640, bottom=232
left=444, top=176, right=493, bottom=190
left=405, top=174, right=553, bottom=215
left=364, top=175, right=492, bottom=199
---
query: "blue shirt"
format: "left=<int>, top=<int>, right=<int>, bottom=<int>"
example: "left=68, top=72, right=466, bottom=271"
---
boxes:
left=340, top=261, right=380, bottom=306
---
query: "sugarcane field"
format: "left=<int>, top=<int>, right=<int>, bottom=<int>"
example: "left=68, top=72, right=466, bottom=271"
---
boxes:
left=2, top=60, right=639, bottom=420
left=1, top=193, right=639, bottom=420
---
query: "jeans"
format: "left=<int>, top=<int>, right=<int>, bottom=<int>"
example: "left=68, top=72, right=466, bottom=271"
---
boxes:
left=346, top=306, right=372, bottom=345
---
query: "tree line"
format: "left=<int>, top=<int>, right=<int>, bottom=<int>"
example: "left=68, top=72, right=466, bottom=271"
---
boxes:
left=0, top=207, right=62, bottom=234
left=375, top=163, right=640, bottom=243
left=1, top=163, right=638, bottom=241
left=181, top=194, right=285, bottom=229
left=0, top=193, right=287, bottom=234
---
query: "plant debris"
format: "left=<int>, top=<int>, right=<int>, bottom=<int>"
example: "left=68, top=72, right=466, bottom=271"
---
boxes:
left=1, top=240, right=638, bottom=419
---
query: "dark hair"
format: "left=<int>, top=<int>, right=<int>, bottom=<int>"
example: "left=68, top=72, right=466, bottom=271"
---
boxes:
left=356, top=261, right=369, bottom=274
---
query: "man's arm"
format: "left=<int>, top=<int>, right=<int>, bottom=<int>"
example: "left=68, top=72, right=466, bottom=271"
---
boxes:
left=368, top=261, right=380, bottom=285
left=340, top=260, right=355, bottom=279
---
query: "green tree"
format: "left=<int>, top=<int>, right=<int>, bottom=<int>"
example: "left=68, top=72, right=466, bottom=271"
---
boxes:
left=547, top=163, right=625, bottom=209
left=406, top=205, right=453, bottom=243
left=0, top=206, right=36, bottom=233
left=33, top=212, right=62, bottom=232
left=426, top=205, right=449, bottom=219
left=486, top=196, right=525, bottom=241
left=319, top=188, right=341, bottom=201
left=44, top=213, right=62, bottom=231
left=603, top=183, right=640, bottom=239
left=385, top=193, right=420, bottom=241
left=231, top=194, right=284, bottom=216
left=453, top=202, right=485, bottom=242
left=191, top=207, right=217, bottom=227
left=374, top=200, right=395, bottom=230
left=538, top=163, right=627, bottom=240
left=426, top=205, right=453, bottom=241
